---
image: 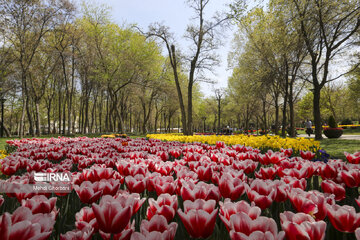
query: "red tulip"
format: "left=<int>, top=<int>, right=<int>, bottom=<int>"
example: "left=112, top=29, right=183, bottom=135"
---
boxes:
left=219, top=199, right=261, bottom=230
left=281, top=148, right=293, bottom=157
left=21, top=195, right=57, bottom=214
left=255, top=167, right=277, bottom=180
left=0, top=195, right=4, bottom=207
left=246, top=179, right=276, bottom=210
left=177, top=206, right=218, bottom=239
left=169, top=149, right=181, bottom=159
left=344, top=152, right=360, bottom=164
left=183, top=199, right=216, bottom=214
left=218, top=172, right=246, bottom=201
left=300, top=150, right=315, bottom=160
left=194, top=165, right=213, bottom=182
left=147, top=194, right=178, bottom=222
left=138, top=215, right=177, bottom=240
left=75, top=207, right=98, bottom=231
left=92, top=195, right=132, bottom=234
left=0, top=206, right=55, bottom=240
left=321, top=180, right=346, bottom=201
left=327, top=204, right=360, bottom=232
left=180, top=180, right=221, bottom=201
left=356, top=228, right=360, bottom=240
left=319, top=164, right=337, bottom=179
left=282, top=176, right=307, bottom=190
left=125, top=174, right=147, bottom=193
left=232, top=159, right=258, bottom=174
left=115, top=192, right=146, bottom=216
left=152, top=176, right=177, bottom=195
left=74, top=181, right=102, bottom=204
left=97, top=179, right=120, bottom=196
left=99, top=220, right=135, bottom=240
left=60, top=226, right=93, bottom=240
left=356, top=197, right=360, bottom=208
left=280, top=211, right=326, bottom=240
left=229, top=212, right=285, bottom=240
left=288, top=189, right=332, bottom=220
left=340, top=169, right=360, bottom=188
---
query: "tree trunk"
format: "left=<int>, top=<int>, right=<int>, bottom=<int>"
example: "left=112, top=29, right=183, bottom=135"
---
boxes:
left=262, top=99, right=267, bottom=133
left=313, top=86, right=322, bottom=140
left=187, top=80, right=193, bottom=135
left=26, top=97, right=34, bottom=136
left=170, top=45, right=187, bottom=135
left=35, top=101, right=41, bottom=136
left=19, top=96, right=27, bottom=138
left=288, top=80, right=295, bottom=137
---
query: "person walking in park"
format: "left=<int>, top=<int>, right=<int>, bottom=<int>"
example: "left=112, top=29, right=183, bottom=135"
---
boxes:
left=305, top=119, right=313, bottom=137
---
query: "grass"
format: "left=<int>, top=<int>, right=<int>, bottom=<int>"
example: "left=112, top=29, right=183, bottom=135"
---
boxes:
left=297, top=128, right=360, bottom=135
left=319, top=139, right=360, bottom=160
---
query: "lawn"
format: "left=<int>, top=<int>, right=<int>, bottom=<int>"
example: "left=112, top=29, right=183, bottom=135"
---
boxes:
left=319, top=138, right=360, bottom=160
left=1, top=135, right=359, bottom=161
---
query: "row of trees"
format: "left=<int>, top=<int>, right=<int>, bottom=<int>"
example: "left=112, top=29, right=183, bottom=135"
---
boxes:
left=226, top=0, right=360, bottom=139
left=0, top=0, right=359, bottom=139
left=0, top=0, right=187, bottom=137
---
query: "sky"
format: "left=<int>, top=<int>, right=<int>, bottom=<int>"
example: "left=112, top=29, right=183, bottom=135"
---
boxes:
left=75, top=0, right=237, bottom=97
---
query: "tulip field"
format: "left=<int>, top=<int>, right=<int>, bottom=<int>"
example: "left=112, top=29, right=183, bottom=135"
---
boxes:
left=0, top=136, right=360, bottom=240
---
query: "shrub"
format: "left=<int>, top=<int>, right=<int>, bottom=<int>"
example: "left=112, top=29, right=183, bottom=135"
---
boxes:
left=328, top=116, right=337, bottom=128
left=340, top=119, right=353, bottom=125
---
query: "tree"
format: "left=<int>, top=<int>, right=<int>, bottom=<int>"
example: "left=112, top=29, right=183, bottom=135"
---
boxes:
left=1, top=0, right=74, bottom=137
left=286, top=0, right=360, bottom=139
left=146, top=0, right=234, bottom=135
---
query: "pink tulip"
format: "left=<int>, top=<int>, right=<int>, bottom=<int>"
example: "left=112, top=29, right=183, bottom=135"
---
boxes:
left=344, top=152, right=360, bottom=164
left=300, top=150, right=315, bottom=160
left=0, top=195, right=4, bottom=207
left=327, top=204, right=360, bottom=232
left=0, top=207, right=55, bottom=240
left=21, top=195, right=57, bottom=214
left=125, top=174, right=147, bottom=193
left=60, top=225, right=93, bottom=240
left=340, top=170, right=360, bottom=188
left=74, top=181, right=102, bottom=204
left=75, top=207, right=98, bottom=231
left=255, top=167, right=277, bottom=180
left=99, top=220, right=135, bottom=240
left=229, top=212, right=285, bottom=240
left=321, top=179, right=346, bottom=201
left=92, top=195, right=132, bottom=234
left=152, top=176, right=177, bottom=195
left=356, top=228, right=360, bottom=240
left=218, top=172, right=246, bottom=201
left=115, top=192, right=146, bottom=216
left=219, top=199, right=261, bottom=230
left=280, top=211, right=326, bottom=240
left=246, top=179, right=276, bottom=210
left=147, top=194, right=178, bottom=222
left=180, top=180, right=221, bottom=201
left=177, top=200, right=218, bottom=239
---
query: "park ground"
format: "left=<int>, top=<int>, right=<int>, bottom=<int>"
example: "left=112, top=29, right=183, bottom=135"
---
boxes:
left=0, top=133, right=359, bottom=161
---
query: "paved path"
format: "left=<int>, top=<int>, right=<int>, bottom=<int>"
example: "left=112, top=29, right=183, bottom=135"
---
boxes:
left=297, top=134, right=360, bottom=140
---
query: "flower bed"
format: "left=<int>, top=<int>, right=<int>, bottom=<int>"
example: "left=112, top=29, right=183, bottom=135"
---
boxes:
left=0, top=137, right=359, bottom=239
left=147, top=133, right=320, bottom=154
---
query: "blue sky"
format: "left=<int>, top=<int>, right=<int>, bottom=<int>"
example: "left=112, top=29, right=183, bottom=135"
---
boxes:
left=76, top=0, right=236, bottom=97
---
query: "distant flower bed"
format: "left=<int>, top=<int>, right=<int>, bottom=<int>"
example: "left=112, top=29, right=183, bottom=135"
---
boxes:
left=147, top=133, right=320, bottom=153
left=101, top=133, right=128, bottom=138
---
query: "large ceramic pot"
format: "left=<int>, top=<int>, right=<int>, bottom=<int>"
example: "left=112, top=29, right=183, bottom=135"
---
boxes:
left=323, top=127, right=343, bottom=138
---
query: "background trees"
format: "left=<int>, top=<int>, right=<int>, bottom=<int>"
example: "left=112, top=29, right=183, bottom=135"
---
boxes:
left=0, top=0, right=359, bottom=137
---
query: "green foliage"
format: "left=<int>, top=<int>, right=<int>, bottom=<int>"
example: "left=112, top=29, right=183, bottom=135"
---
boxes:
left=341, top=119, right=353, bottom=125
left=328, top=115, right=337, bottom=128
